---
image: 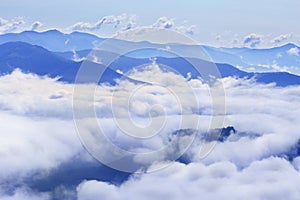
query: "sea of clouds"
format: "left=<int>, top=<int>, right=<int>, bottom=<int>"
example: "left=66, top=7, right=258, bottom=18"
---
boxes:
left=0, top=66, right=300, bottom=200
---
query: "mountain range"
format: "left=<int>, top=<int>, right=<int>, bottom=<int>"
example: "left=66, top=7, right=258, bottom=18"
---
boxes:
left=0, top=30, right=299, bottom=86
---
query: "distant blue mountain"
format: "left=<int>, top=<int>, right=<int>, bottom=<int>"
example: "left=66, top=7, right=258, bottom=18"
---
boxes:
left=108, top=56, right=300, bottom=86
left=0, top=42, right=125, bottom=84
left=0, top=41, right=300, bottom=87
left=0, top=30, right=105, bottom=52
left=203, top=43, right=300, bottom=75
left=1, top=30, right=299, bottom=76
left=0, top=30, right=161, bottom=52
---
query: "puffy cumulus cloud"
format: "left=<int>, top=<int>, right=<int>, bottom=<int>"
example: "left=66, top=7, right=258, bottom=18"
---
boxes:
left=70, top=15, right=196, bottom=37
left=0, top=16, right=196, bottom=39
left=0, top=17, right=25, bottom=34
left=70, top=14, right=137, bottom=33
left=77, top=181, right=118, bottom=200
left=272, top=33, right=292, bottom=44
left=287, top=47, right=299, bottom=56
left=243, top=33, right=262, bottom=48
left=77, top=157, right=300, bottom=200
left=152, top=17, right=175, bottom=29
left=293, top=156, right=300, bottom=171
left=151, top=17, right=196, bottom=35
left=30, top=21, right=43, bottom=31
left=0, top=69, right=74, bottom=118
left=0, top=18, right=47, bottom=34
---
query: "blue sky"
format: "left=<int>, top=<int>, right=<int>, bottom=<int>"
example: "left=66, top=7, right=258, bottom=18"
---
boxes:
left=1, top=0, right=300, bottom=47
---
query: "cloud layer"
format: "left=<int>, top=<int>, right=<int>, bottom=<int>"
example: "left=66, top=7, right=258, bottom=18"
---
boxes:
left=77, top=157, right=300, bottom=200
left=0, top=67, right=300, bottom=199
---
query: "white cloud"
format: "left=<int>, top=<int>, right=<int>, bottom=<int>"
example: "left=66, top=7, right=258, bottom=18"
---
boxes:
left=77, top=181, right=118, bottom=200
left=0, top=17, right=297, bottom=48
left=176, top=24, right=196, bottom=35
left=0, top=111, right=83, bottom=183
left=77, top=157, right=300, bottom=200
left=211, top=32, right=297, bottom=48
left=0, top=70, right=90, bottom=193
left=0, top=17, right=25, bottom=34
left=0, top=188, right=49, bottom=200
left=287, top=47, right=299, bottom=56
left=270, top=63, right=291, bottom=73
left=70, top=16, right=196, bottom=37
left=0, top=16, right=197, bottom=39
left=72, top=49, right=86, bottom=62
left=31, top=21, right=43, bottom=31
left=272, top=34, right=292, bottom=44
left=1, top=67, right=300, bottom=198
left=71, top=22, right=92, bottom=31
left=152, top=17, right=174, bottom=29
left=151, top=17, right=196, bottom=35
left=70, top=14, right=137, bottom=33
left=116, top=69, right=123, bottom=74
left=243, top=33, right=262, bottom=48
left=0, top=18, right=8, bottom=27
left=0, top=18, right=47, bottom=34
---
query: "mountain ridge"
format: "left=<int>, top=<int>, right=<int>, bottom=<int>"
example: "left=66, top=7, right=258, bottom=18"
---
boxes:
left=1, top=30, right=299, bottom=76
left=0, top=41, right=299, bottom=87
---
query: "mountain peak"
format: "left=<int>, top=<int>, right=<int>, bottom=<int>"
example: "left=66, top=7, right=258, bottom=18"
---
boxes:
left=70, top=31, right=101, bottom=39
left=0, top=30, right=104, bottom=52
left=280, top=43, right=298, bottom=49
left=42, top=29, right=64, bottom=35
left=17, top=29, right=64, bottom=36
